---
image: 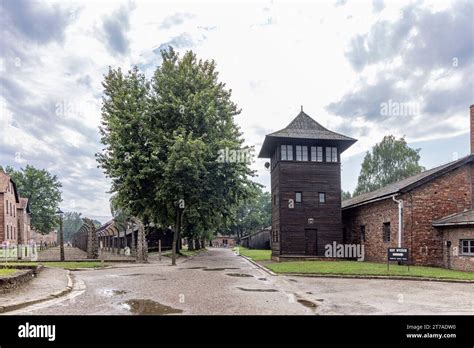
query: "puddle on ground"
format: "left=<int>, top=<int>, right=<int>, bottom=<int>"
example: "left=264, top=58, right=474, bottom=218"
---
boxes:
left=102, top=289, right=128, bottom=297
left=306, top=291, right=313, bottom=294
left=237, top=287, right=278, bottom=292
left=181, top=267, right=206, bottom=270
left=121, top=273, right=147, bottom=277
left=120, top=299, right=183, bottom=315
left=297, top=299, right=318, bottom=309
left=152, top=278, right=167, bottom=281
left=258, top=278, right=267, bottom=281
left=226, top=273, right=254, bottom=277
left=316, top=299, right=324, bottom=302
left=288, top=279, right=298, bottom=282
left=203, top=267, right=240, bottom=271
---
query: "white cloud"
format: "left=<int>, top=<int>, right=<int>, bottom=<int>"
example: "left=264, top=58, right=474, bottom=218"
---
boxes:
left=1, top=0, right=471, bottom=218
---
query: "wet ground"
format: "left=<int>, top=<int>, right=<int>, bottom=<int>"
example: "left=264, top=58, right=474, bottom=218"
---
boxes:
left=7, top=248, right=474, bottom=315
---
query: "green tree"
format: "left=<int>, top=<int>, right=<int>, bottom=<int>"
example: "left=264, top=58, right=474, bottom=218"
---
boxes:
left=224, top=185, right=271, bottom=242
left=1, top=165, right=62, bottom=234
left=97, top=48, right=257, bottom=265
left=354, top=135, right=425, bottom=196
left=341, top=190, right=352, bottom=201
left=62, top=211, right=84, bottom=241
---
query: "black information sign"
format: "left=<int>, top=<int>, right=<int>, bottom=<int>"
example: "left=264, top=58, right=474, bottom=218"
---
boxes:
left=387, top=248, right=409, bottom=271
left=387, top=248, right=409, bottom=261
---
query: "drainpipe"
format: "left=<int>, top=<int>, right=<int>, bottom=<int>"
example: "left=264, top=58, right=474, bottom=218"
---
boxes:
left=392, top=195, right=403, bottom=248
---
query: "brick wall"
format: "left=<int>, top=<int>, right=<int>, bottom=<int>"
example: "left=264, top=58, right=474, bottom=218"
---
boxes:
left=343, top=163, right=473, bottom=267
left=0, top=186, right=19, bottom=245
left=441, top=226, right=474, bottom=272
left=342, top=198, right=400, bottom=263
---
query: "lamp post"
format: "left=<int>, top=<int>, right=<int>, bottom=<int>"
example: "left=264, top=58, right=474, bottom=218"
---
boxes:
left=56, top=209, right=65, bottom=261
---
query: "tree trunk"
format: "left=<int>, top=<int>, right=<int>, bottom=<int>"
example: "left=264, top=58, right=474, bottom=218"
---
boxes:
left=171, top=207, right=181, bottom=266
left=188, top=238, right=194, bottom=251
left=194, top=238, right=200, bottom=250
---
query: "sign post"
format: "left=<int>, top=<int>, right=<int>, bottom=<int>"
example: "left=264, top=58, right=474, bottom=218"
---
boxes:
left=387, top=248, right=409, bottom=271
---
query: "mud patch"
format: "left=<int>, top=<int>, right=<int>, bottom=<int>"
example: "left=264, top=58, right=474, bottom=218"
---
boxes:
left=297, top=299, right=318, bottom=309
left=226, top=273, right=254, bottom=277
left=121, top=299, right=183, bottom=315
left=237, top=287, right=278, bottom=292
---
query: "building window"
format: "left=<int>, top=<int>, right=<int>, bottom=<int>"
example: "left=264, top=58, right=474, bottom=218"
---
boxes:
left=6, top=225, right=9, bottom=239
left=295, top=192, right=302, bottom=203
left=281, top=145, right=293, bottom=160
left=461, top=240, right=474, bottom=255
left=319, top=192, right=326, bottom=203
left=310, top=146, right=323, bottom=162
left=295, top=146, right=308, bottom=161
left=325, top=147, right=338, bottom=163
left=383, top=222, right=391, bottom=242
left=5, top=200, right=8, bottom=214
left=360, top=225, right=366, bottom=242
left=10, top=202, right=13, bottom=216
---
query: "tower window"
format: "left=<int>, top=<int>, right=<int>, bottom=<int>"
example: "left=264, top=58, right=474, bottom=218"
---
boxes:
left=295, top=146, right=308, bottom=161
left=319, top=192, right=326, bottom=203
left=295, top=192, right=302, bottom=203
left=311, top=146, right=323, bottom=162
left=281, top=145, right=293, bottom=160
left=325, top=147, right=338, bottom=162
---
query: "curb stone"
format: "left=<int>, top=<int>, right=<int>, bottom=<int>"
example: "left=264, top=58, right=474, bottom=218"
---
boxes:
left=238, top=255, right=474, bottom=284
left=238, top=254, right=277, bottom=276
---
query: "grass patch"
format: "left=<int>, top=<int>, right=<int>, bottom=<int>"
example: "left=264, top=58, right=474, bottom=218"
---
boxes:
left=0, top=268, right=18, bottom=277
left=43, top=262, right=107, bottom=269
left=266, top=260, right=474, bottom=280
left=4, top=261, right=106, bottom=269
left=235, top=247, right=272, bottom=261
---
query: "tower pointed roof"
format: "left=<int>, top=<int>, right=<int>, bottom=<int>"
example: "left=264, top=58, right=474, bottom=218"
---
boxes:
left=258, top=111, right=357, bottom=158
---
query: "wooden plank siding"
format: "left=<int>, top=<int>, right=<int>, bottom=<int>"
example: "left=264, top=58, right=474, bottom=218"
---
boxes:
left=271, top=155, right=343, bottom=256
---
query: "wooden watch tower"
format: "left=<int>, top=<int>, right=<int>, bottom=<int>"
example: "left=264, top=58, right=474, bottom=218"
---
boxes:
left=258, top=109, right=356, bottom=261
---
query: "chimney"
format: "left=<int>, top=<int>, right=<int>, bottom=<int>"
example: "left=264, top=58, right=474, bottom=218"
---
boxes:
left=471, top=105, right=474, bottom=154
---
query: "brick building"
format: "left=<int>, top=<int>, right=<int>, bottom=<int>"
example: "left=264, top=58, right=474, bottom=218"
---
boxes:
left=342, top=105, right=474, bottom=271
left=0, top=171, right=21, bottom=245
left=0, top=171, right=35, bottom=248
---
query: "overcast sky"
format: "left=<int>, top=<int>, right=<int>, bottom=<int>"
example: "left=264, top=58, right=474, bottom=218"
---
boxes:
left=1, top=0, right=473, bottom=223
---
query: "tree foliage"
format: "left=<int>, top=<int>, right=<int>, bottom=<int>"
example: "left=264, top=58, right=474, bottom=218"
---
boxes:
left=223, top=185, right=271, bottom=241
left=61, top=211, right=84, bottom=241
left=354, top=135, right=425, bottom=196
left=97, top=48, right=257, bottom=263
left=341, top=190, right=352, bottom=201
left=1, top=165, right=62, bottom=234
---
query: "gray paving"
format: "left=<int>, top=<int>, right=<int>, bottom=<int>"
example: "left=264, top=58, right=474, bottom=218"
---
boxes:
left=0, top=267, right=69, bottom=308
left=7, top=248, right=474, bottom=315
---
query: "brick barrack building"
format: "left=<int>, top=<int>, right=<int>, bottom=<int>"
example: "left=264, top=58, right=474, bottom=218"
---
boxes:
left=0, top=171, right=31, bottom=247
left=261, top=105, right=474, bottom=271
left=342, top=105, right=474, bottom=272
